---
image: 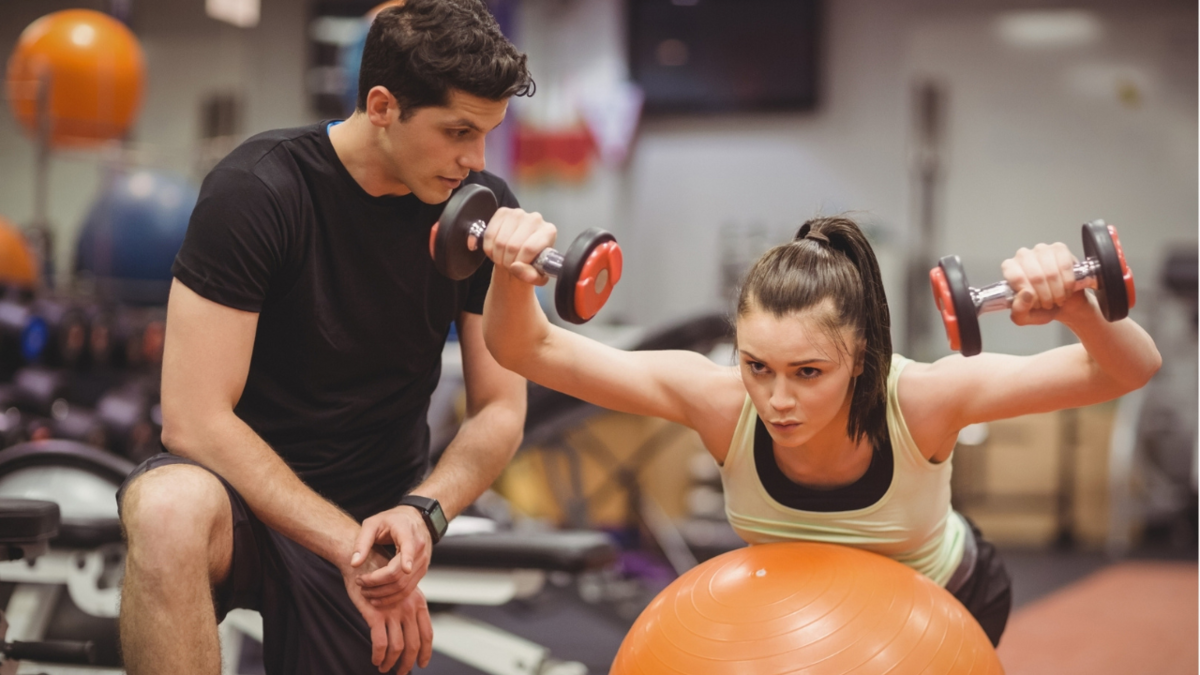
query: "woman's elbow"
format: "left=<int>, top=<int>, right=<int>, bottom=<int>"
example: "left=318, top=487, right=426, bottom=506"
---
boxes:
left=1138, top=346, right=1163, bottom=388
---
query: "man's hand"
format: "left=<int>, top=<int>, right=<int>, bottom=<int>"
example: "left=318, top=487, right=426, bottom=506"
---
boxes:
left=343, top=550, right=433, bottom=673
left=349, top=505, right=434, bottom=605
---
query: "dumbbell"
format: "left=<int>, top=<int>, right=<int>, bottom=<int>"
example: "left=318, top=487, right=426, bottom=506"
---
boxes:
left=86, top=306, right=166, bottom=369
left=930, top=220, right=1136, bottom=357
left=428, top=184, right=623, bottom=324
left=95, top=382, right=159, bottom=461
left=0, top=297, right=48, bottom=373
left=30, top=298, right=88, bottom=369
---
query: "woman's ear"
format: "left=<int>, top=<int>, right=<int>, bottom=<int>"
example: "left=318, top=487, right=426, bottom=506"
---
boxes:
left=852, top=343, right=866, bottom=377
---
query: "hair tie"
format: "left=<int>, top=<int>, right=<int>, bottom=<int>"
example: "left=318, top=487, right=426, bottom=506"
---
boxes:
left=805, top=230, right=830, bottom=245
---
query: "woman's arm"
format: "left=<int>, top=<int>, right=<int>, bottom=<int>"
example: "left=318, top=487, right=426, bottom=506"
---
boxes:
left=483, top=259, right=744, bottom=458
left=900, top=243, right=1162, bottom=461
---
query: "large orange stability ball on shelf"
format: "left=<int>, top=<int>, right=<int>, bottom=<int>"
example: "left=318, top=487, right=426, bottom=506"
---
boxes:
left=6, top=9, right=146, bottom=147
left=611, top=542, right=1004, bottom=675
left=0, top=217, right=38, bottom=289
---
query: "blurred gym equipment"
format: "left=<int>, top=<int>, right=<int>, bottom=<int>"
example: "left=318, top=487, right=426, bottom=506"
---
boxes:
left=6, top=9, right=145, bottom=148
left=75, top=169, right=198, bottom=306
left=1108, top=248, right=1197, bottom=555
left=0, top=219, right=37, bottom=290
left=0, top=497, right=98, bottom=671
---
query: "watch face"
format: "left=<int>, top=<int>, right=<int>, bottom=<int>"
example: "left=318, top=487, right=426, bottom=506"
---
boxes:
left=429, top=504, right=448, bottom=537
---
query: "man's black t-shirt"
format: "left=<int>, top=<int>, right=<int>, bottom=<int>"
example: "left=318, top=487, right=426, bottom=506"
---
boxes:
left=171, top=121, right=517, bottom=521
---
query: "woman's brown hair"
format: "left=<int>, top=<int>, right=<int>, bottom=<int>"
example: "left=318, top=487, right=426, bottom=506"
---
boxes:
left=736, top=216, right=892, bottom=447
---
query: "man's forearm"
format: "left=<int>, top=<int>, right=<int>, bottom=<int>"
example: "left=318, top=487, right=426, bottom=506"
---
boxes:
left=165, top=412, right=360, bottom=569
left=406, top=401, right=524, bottom=519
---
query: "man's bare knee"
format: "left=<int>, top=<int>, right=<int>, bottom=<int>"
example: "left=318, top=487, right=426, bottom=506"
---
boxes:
left=121, top=464, right=233, bottom=583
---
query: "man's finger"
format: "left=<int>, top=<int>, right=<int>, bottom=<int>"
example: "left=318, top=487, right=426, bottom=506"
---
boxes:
left=361, top=581, right=404, bottom=600
left=352, top=521, right=382, bottom=569
left=399, top=610, right=421, bottom=675
left=360, top=554, right=407, bottom=588
left=369, top=618, right=387, bottom=668
left=417, top=601, right=434, bottom=668
left=382, top=614, right=404, bottom=673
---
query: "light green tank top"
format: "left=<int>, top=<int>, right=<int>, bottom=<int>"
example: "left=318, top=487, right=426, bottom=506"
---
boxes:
left=719, top=354, right=967, bottom=586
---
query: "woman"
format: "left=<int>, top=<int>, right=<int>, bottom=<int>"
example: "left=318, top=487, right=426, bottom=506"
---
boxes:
left=479, top=214, right=1161, bottom=645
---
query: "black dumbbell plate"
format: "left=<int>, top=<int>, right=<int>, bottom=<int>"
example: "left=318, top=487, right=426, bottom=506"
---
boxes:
left=434, top=184, right=497, bottom=280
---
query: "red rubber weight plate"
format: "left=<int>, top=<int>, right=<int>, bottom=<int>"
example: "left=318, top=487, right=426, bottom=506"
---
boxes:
left=555, top=228, right=618, bottom=324
left=573, top=241, right=623, bottom=322
left=929, top=265, right=962, bottom=352
left=935, top=255, right=982, bottom=356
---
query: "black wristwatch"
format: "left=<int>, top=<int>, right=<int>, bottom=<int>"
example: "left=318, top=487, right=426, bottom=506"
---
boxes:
left=399, top=495, right=448, bottom=544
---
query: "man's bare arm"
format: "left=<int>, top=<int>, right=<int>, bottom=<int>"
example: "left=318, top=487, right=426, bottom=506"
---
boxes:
left=411, top=311, right=526, bottom=517
left=353, top=310, right=526, bottom=596
left=159, top=279, right=360, bottom=566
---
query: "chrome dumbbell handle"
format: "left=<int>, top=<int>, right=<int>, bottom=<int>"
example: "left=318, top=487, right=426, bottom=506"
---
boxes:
left=465, top=219, right=564, bottom=277
left=972, top=258, right=1102, bottom=316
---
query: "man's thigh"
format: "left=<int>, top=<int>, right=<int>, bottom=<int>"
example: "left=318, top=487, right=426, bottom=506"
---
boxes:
left=120, top=453, right=383, bottom=673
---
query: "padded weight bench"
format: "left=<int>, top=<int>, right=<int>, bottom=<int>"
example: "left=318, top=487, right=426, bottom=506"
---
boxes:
left=0, top=497, right=98, bottom=671
left=0, top=440, right=617, bottom=675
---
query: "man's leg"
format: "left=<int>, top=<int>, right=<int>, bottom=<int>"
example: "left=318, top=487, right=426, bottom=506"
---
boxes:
left=119, top=463, right=234, bottom=674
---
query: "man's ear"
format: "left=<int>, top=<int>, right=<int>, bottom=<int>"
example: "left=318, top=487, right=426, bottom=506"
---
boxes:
left=365, top=86, right=399, bottom=126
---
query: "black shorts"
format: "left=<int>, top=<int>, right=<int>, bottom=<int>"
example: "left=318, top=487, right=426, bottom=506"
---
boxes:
left=950, top=518, right=1013, bottom=647
left=117, top=453, right=389, bottom=674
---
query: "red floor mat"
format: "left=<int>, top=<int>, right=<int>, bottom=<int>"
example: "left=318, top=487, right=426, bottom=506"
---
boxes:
left=998, top=561, right=1198, bottom=674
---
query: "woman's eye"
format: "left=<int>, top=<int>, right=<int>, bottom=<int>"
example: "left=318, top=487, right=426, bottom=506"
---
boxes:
left=747, top=362, right=768, bottom=374
left=798, top=367, right=821, bottom=379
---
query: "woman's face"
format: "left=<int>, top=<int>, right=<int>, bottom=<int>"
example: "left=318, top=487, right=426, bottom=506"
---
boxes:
left=736, top=305, right=861, bottom=449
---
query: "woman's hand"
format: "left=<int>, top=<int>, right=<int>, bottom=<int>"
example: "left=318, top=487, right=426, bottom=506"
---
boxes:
left=1001, top=242, right=1093, bottom=325
left=477, top=207, right=557, bottom=286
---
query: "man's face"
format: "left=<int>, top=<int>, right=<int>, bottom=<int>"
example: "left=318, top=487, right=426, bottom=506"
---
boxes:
left=381, top=90, right=508, bottom=204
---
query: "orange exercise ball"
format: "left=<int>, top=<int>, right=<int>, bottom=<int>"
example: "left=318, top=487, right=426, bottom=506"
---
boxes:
left=611, top=543, right=1004, bottom=675
left=0, top=217, right=38, bottom=289
left=6, top=9, right=146, bottom=147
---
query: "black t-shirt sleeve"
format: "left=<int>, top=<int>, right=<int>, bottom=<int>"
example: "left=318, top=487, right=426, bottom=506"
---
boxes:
left=461, top=179, right=520, bottom=315
left=172, top=168, right=289, bottom=313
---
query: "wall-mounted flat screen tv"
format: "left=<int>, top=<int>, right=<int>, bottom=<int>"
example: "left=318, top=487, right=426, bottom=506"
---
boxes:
left=629, top=0, right=822, bottom=114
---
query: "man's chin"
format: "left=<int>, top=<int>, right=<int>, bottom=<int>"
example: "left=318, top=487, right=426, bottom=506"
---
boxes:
left=412, top=185, right=453, bottom=205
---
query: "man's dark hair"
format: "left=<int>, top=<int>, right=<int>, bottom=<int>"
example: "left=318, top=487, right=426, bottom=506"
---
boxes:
left=357, top=0, right=535, bottom=119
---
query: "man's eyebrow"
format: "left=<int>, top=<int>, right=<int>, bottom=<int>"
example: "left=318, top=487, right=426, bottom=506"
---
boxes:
left=448, top=118, right=505, bottom=133
left=448, top=118, right=482, bottom=132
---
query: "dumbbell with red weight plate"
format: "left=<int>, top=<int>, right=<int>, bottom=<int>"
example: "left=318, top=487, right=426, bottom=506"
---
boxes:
left=428, top=184, right=623, bottom=325
left=930, top=220, right=1137, bottom=357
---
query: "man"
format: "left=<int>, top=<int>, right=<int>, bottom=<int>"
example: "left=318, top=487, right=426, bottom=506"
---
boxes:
left=116, top=2, right=551, bottom=673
